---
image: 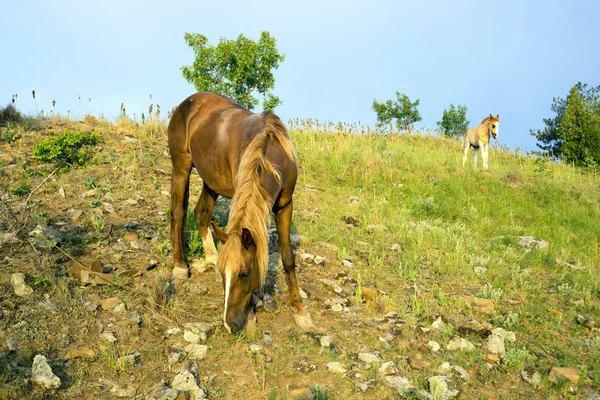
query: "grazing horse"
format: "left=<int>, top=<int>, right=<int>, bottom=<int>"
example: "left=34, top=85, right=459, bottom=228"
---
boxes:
left=461, top=114, right=500, bottom=170
left=168, top=92, right=312, bottom=333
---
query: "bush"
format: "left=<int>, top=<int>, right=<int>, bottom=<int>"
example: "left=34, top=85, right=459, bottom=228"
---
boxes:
left=0, top=103, right=23, bottom=126
left=33, top=130, right=100, bottom=171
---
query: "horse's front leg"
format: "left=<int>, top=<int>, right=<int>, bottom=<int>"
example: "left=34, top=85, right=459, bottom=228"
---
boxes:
left=482, top=144, right=489, bottom=170
left=472, top=148, right=479, bottom=169
left=170, top=158, right=193, bottom=279
left=275, top=201, right=313, bottom=328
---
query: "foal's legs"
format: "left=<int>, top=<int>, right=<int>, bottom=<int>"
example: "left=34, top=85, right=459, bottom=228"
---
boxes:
left=170, top=155, right=193, bottom=279
left=275, top=201, right=313, bottom=328
left=482, top=144, right=489, bottom=170
left=472, top=148, right=479, bottom=169
left=462, top=143, right=470, bottom=167
left=194, top=184, right=219, bottom=265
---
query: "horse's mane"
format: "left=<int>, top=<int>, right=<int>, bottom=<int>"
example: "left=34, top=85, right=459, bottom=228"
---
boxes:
left=221, top=113, right=295, bottom=285
left=481, top=115, right=499, bottom=124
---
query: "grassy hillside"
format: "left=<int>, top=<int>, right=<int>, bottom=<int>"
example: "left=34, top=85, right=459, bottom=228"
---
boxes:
left=0, top=114, right=599, bottom=399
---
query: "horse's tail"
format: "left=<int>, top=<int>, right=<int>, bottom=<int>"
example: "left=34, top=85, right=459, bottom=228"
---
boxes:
left=459, top=132, right=469, bottom=151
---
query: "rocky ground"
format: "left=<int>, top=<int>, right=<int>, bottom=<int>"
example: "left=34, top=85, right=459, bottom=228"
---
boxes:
left=0, top=118, right=599, bottom=399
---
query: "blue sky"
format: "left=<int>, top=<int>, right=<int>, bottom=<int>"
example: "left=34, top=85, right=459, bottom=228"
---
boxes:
left=2, top=0, right=599, bottom=150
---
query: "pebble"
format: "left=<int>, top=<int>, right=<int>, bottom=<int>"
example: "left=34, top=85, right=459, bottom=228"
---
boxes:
left=446, top=337, right=476, bottom=351
left=327, top=362, right=347, bottom=374
left=358, top=352, right=381, bottom=364
left=428, top=376, right=459, bottom=400
left=144, top=380, right=179, bottom=400
left=427, top=340, right=441, bottom=352
left=32, top=355, right=61, bottom=391
left=11, top=273, right=33, bottom=297
left=184, top=344, right=208, bottom=360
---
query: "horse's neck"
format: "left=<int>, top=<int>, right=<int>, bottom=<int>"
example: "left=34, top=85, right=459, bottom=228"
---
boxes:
left=478, top=122, right=490, bottom=142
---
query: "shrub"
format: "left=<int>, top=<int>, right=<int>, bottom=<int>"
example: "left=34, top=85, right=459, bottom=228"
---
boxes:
left=33, top=130, right=100, bottom=171
left=0, top=103, right=23, bottom=126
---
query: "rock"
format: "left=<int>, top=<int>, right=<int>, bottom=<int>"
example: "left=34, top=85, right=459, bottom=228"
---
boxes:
left=378, top=361, right=398, bottom=376
left=520, top=366, right=541, bottom=385
left=483, top=353, right=500, bottom=363
left=122, top=198, right=138, bottom=206
left=164, top=327, right=183, bottom=338
left=99, top=297, right=122, bottom=311
left=409, top=355, right=431, bottom=370
left=66, top=208, right=83, bottom=222
left=64, top=346, right=97, bottom=360
left=427, top=340, right=441, bottom=352
left=464, top=296, right=495, bottom=314
left=439, top=363, right=470, bottom=383
left=6, top=336, right=18, bottom=352
left=366, top=224, right=388, bottom=233
left=59, top=187, right=66, bottom=198
left=171, top=370, right=206, bottom=399
left=183, top=331, right=200, bottom=344
left=183, top=322, right=213, bottom=342
left=144, top=380, right=179, bottom=400
left=249, top=344, right=263, bottom=354
left=473, top=266, right=487, bottom=276
left=575, top=314, right=595, bottom=329
left=517, top=236, right=549, bottom=253
left=319, top=335, right=333, bottom=349
left=101, top=332, right=118, bottom=343
left=342, top=259, right=354, bottom=268
left=263, top=331, right=273, bottom=347
left=484, top=334, right=505, bottom=355
left=32, top=355, right=61, bottom=391
left=184, top=344, right=208, bottom=361
left=123, top=232, right=139, bottom=241
left=458, top=319, right=491, bottom=337
left=263, top=294, right=279, bottom=312
left=358, top=352, right=381, bottom=364
left=113, top=303, right=127, bottom=313
left=289, top=387, right=314, bottom=400
left=300, top=253, right=315, bottom=263
left=166, top=346, right=185, bottom=366
left=428, top=376, right=459, bottom=400
left=390, top=243, right=401, bottom=252
left=0, top=232, right=19, bottom=244
left=327, top=362, right=347, bottom=374
left=330, top=304, right=343, bottom=312
left=99, top=378, right=138, bottom=398
left=431, top=316, right=445, bottom=330
left=11, top=273, right=33, bottom=297
left=313, top=255, right=326, bottom=267
left=446, top=337, right=476, bottom=351
left=319, top=279, right=343, bottom=294
left=549, top=367, right=579, bottom=384
left=28, top=224, right=61, bottom=250
left=490, top=327, right=516, bottom=343
left=584, top=390, right=600, bottom=400
left=383, top=375, right=414, bottom=394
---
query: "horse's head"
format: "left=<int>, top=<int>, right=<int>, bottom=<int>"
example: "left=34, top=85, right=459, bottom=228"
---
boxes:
left=213, top=224, right=261, bottom=333
left=488, top=114, right=500, bottom=139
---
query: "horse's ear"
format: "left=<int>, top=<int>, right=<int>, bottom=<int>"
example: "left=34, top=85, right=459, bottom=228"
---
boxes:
left=489, top=113, right=493, bottom=119
left=211, top=221, right=228, bottom=244
left=496, top=114, right=500, bottom=119
left=241, top=228, right=255, bottom=250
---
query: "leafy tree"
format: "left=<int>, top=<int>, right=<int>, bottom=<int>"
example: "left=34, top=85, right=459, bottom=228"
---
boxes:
left=531, top=82, right=600, bottom=166
left=181, top=31, right=285, bottom=112
left=372, top=92, right=421, bottom=133
left=436, top=104, right=469, bottom=139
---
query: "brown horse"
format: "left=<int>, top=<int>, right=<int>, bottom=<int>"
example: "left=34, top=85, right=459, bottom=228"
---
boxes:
left=168, top=92, right=312, bottom=333
left=461, top=114, right=500, bottom=170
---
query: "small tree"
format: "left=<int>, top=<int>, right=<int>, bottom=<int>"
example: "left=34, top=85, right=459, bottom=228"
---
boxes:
left=437, top=104, right=469, bottom=139
left=531, top=82, right=600, bottom=166
left=181, top=31, right=285, bottom=112
left=372, top=92, right=421, bottom=133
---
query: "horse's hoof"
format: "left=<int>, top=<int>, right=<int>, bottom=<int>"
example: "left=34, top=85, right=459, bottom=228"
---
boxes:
left=172, top=266, right=189, bottom=280
left=294, top=312, right=314, bottom=329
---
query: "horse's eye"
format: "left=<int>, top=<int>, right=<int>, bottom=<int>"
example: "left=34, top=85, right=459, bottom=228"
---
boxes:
left=238, top=270, right=249, bottom=279
left=492, top=124, right=496, bottom=128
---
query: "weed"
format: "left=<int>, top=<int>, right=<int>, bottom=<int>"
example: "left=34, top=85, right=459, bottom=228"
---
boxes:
left=91, top=214, right=105, bottom=233
left=503, top=348, right=533, bottom=371
left=88, top=199, right=101, bottom=208
left=33, top=129, right=100, bottom=171
left=0, top=122, right=22, bottom=143
left=25, top=276, right=51, bottom=291
left=10, top=181, right=30, bottom=196
left=310, top=384, right=330, bottom=400
left=187, top=230, right=203, bottom=260
left=476, top=283, right=504, bottom=301
left=85, top=176, right=98, bottom=189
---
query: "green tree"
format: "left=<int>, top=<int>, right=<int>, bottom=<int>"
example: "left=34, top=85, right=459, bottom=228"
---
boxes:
left=372, top=92, right=421, bottom=133
left=436, top=104, right=469, bottom=139
left=531, top=82, right=600, bottom=166
left=181, top=31, right=285, bottom=112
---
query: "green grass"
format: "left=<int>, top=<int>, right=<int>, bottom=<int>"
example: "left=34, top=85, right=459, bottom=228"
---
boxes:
left=291, top=129, right=600, bottom=387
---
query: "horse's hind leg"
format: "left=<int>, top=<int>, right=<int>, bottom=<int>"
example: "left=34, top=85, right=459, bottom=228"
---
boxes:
left=275, top=201, right=313, bottom=328
left=462, top=142, right=469, bottom=167
left=194, top=184, right=219, bottom=266
left=170, top=154, right=193, bottom=279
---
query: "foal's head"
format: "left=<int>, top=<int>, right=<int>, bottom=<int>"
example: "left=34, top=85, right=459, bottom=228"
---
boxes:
left=213, top=225, right=261, bottom=333
left=487, top=114, right=500, bottom=139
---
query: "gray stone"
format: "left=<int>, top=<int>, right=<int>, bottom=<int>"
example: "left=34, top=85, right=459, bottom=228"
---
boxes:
left=0, top=232, right=19, bottom=245
left=319, top=278, right=343, bottom=294
left=164, top=327, right=182, bottom=338
left=439, top=363, right=470, bottom=383
left=184, top=344, right=208, bottom=360
left=431, top=316, right=445, bottom=330
left=183, top=322, right=213, bottom=342
left=249, top=344, right=263, bottom=354
left=446, top=337, right=475, bottom=351
left=32, top=355, right=61, bottom=391
left=28, top=224, right=61, bottom=250
left=378, top=361, right=398, bottom=376
left=428, top=376, right=459, bottom=400
left=326, top=362, right=347, bottom=374
left=11, top=273, right=33, bottom=297
left=6, top=336, right=18, bottom=352
left=520, top=366, right=541, bottom=385
left=427, top=340, right=441, bottom=352
left=99, top=378, right=138, bottom=398
left=319, top=335, right=333, bottom=349
left=330, top=303, right=343, bottom=312
left=171, top=370, right=206, bottom=399
left=313, top=255, right=326, bottom=266
left=491, top=327, right=516, bottom=343
left=383, top=375, right=414, bottom=394
left=118, top=352, right=140, bottom=366
left=342, top=259, right=354, bottom=268
left=166, top=347, right=185, bottom=366
left=358, top=352, right=381, bottom=364
left=517, top=236, right=549, bottom=253
left=484, top=333, right=505, bottom=355
left=144, top=380, right=179, bottom=400
left=101, top=331, right=118, bottom=343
